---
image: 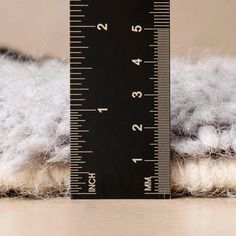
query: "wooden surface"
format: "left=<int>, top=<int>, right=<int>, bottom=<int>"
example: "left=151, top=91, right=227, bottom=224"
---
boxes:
left=0, top=198, right=235, bottom=236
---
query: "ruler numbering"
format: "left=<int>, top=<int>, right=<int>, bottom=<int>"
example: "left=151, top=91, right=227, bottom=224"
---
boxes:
left=70, top=0, right=170, bottom=199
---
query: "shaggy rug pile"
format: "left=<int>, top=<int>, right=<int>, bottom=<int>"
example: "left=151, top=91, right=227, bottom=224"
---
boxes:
left=0, top=49, right=236, bottom=197
left=171, top=57, right=236, bottom=196
left=0, top=49, right=70, bottom=197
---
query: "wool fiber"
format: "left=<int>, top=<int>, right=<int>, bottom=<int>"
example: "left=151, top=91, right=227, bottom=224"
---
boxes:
left=0, top=55, right=70, bottom=197
left=1, top=53, right=236, bottom=197
left=171, top=57, right=236, bottom=196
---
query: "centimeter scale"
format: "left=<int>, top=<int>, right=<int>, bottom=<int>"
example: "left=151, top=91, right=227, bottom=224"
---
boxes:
left=70, top=0, right=171, bottom=199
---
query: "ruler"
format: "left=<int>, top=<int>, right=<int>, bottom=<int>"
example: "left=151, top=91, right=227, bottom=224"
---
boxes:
left=70, top=0, right=170, bottom=199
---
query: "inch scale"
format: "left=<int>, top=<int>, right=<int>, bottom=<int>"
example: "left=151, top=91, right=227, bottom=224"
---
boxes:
left=70, top=0, right=171, bottom=199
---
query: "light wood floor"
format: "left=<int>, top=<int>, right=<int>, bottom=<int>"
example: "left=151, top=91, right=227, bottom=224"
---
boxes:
left=0, top=198, right=235, bottom=236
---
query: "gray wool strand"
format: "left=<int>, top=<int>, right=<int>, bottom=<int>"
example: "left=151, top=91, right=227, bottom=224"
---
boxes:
left=1, top=55, right=236, bottom=197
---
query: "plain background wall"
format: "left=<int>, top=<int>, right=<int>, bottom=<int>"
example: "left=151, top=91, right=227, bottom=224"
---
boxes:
left=0, top=0, right=236, bottom=59
left=171, top=0, right=236, bottom=57
left=0, top=0, right=69, bottom=60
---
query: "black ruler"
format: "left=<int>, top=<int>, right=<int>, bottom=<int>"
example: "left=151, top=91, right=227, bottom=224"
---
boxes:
left=70, top=0, right=170, bottom=199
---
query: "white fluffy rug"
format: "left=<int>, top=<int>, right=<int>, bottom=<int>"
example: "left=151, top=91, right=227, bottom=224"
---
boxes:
left=171, top=57, right=236, bottom=196
left=1, top=51, right=236, bottom=197
left=0, top=53, right=70, bottom=197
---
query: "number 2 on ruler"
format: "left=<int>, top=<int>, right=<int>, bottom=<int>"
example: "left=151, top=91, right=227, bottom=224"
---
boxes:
left=97, top=23, right=108, bottom=31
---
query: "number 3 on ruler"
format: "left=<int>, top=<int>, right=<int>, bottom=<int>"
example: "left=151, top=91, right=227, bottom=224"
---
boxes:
left=132, top=91, right=142, bottom=98
left=97, top=23, right=108, bottom=31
